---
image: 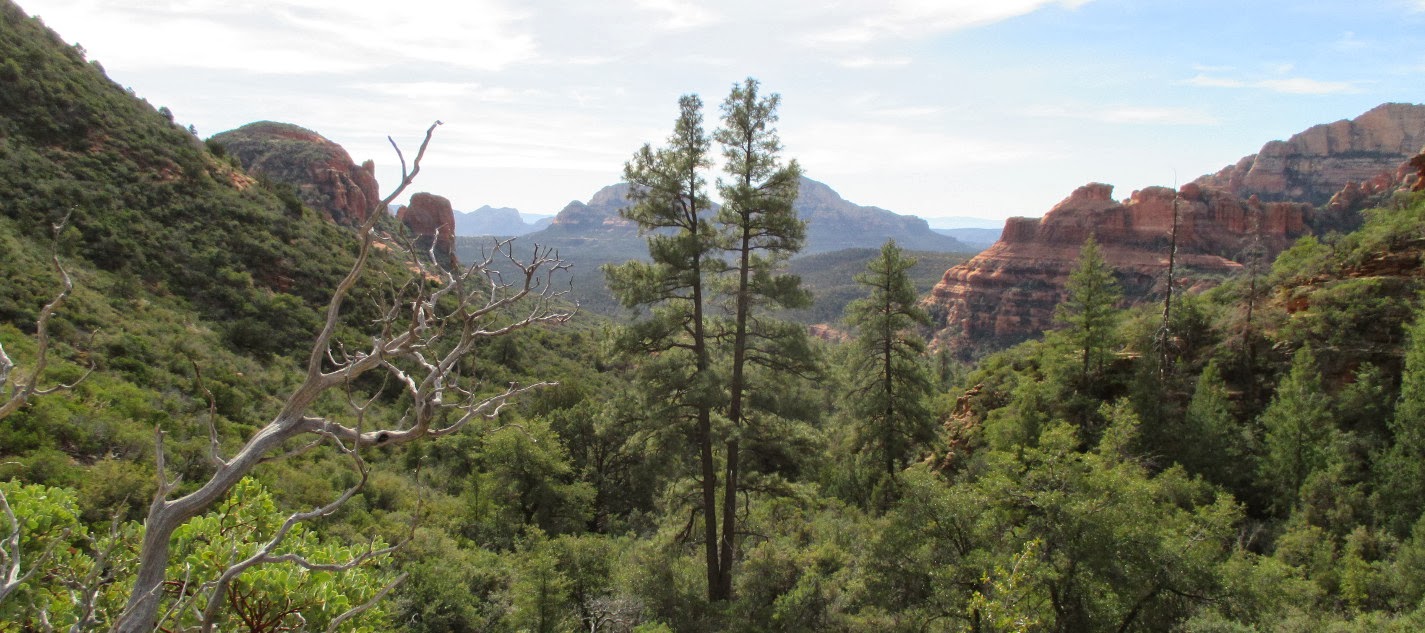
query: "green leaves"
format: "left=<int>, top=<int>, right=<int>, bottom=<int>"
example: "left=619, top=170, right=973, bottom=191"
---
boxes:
left=1055, top=234, right=1122, bottom=382
left=843, top=240, right=936, bottom=485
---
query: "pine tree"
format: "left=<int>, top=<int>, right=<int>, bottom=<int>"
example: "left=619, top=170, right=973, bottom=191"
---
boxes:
left=845, top=240, right=935, bottom=484
left=1182, top=360, right=1249, bottom=490
left=710, top=77, right=811, bottom=599
left=605, top=83, right=809, bottom=602
left=1055, top=234, right=1121, bottom=383
left=603, top=94, right=725, bottom=600
left=1258, top=346, right=1335, bottom=513
left=1377, top=308, right=1425, bottom=534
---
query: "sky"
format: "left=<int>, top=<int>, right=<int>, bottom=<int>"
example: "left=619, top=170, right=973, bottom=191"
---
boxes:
left=15, top=0, right=1425, bottom=227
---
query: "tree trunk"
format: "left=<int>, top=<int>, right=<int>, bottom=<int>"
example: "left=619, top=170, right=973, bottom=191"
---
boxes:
left=114, top=420, right=301, bottom=631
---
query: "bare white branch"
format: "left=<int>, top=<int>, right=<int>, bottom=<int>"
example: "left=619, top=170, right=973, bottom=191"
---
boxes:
left=0, top=486, right=62, bottom=604
left=114, top=122, right=574, bottom=632
left=324, top=572, right=408, bottom=633
left=0, top=216, right=90, bottom=420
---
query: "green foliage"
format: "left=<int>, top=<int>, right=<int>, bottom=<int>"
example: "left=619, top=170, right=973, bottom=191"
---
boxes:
left=843, top=240, right=935, bottom=488
left=163, top=478, right=397, bottom=632
left=1055, top=234, right=1122, bottom=382
left=1376, top=306, right=1425, bottom=535
left=783, top=248, right=969, bottom=324
left=1258, top=346, right=1337, bottom=514
left=461, top=418, right=595, bottom=547
left=0, top=478, right=395, bottom=631
left=1181, top=360, right=1254, bottom=490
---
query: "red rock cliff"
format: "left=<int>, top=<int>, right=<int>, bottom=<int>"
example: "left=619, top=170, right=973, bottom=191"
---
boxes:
left=397, top=192, right=457, bottom=265
left=925, top=183, right=1313, bottom=357
left=1195, top=103, right=1425, bottom=205
left=209, top=121, right=380, bottom=226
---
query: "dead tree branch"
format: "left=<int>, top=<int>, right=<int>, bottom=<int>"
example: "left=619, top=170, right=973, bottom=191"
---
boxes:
left=113, top=122, right=574, bottom=632
left=0, top=216, right=90, bottom=420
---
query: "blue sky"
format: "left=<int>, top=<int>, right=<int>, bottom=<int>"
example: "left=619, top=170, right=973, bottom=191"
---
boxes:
left=17, top=0, right=1425, bottom=227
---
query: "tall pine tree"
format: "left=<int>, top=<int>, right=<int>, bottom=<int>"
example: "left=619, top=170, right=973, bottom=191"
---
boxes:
left=711, top=77, right=811, bottom=599
left=845, top=240, right=935, bottom=485
left=603, top=94, right=726, bottom=600
left=606, top=82, right=808, bottom=602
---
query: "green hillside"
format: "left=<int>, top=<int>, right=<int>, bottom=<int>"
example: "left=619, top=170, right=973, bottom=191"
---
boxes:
left=785, top=247, right=970, bottom=325
left=0, top=2, right=371, bottom=357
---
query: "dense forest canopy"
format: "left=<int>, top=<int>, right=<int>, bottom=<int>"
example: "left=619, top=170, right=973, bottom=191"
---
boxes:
left=5, top=1, right=1425, bottom=631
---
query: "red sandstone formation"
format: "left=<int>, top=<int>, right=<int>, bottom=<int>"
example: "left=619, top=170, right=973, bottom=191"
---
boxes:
left=925, top=183, right=1313, bottom=356
left=928, top=104, right=1425, bottom=358
left=397, top=192, right=457, bottom=264
left=1195, top=103, right=1425, bottom=205
left=209, top=121, right=380, bottom=226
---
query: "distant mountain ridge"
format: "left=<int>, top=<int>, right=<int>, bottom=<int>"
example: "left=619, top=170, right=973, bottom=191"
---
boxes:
left=454, top=205, right=551, bottom=236
left=514, top=177, right=969, bottom=253
left=933, top=227, right=1001, bottom=249
left=454, top=177, right=973, bottom=316
left=793, top=178, right=968, bottom=254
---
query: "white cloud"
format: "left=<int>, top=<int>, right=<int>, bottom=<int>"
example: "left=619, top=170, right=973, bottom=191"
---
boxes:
left=26, top=0, right=538, bottom=73
left=1334, top=31, right=1368, bottom=51
left=1099, top=107, right=1219, bottom=125
left=1024, top=104, right=1219, bottom=125
left=1183, top=72, right=1358, bottom=95
left=805, top=0, right=1095, bottom=45
left=633, top=0, right=720, bottom=30
left=788, top=120, right=1043, bottom=174
left=1256, top=78, right=1359, bottom=94
left=838, top=56, right=913, bottom=69
left=869, top=106, right=942, bottom=118
left=357, top=82, right=479, bottom=99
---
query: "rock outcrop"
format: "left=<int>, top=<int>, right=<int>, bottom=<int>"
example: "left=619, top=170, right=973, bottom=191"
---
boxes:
left=208, top=122, right=380, bottom=226
left=397, top=192, right=457, bottom=265
left=926, top=183, right=1313, bottom=356
left=1195, top=103, right=1425, bottom=206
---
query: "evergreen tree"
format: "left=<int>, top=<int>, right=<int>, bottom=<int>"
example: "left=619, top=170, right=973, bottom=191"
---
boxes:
left=844, top=240, right=935, bottom=486
left=603, top=94, right=726, bottom=600
left=711, top=77, right=812, bottom=599
left=1377, top=308, right=1425, bottom=534
left=1183, top=360, right=1251, bottom=492
left=1258, top=345, right=1335, bottom=513
left=1055, top=234, right=1121, bottom=383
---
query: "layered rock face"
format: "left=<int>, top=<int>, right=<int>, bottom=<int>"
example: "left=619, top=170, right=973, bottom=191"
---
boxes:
left=1195, top=103, right=1425, bottom=205
left=927, top=103, right=1425, bottom=358
left=397, top=192, right=457, bottom=264
left=926, top=183, right=1313, bottom=356
left=208, top=122, right=380, bottom=226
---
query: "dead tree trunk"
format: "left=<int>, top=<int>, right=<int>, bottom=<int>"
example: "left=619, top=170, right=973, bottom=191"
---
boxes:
left=113, top=123, right=574, bottom=632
